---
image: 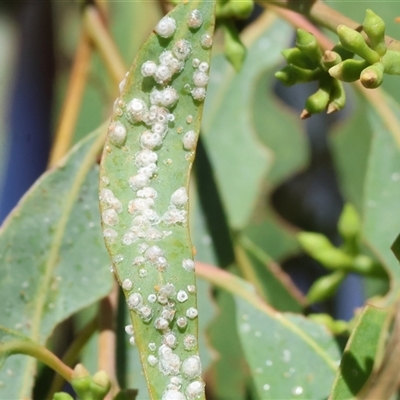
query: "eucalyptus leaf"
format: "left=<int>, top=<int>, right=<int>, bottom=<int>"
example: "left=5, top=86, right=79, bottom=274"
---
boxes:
left=197, top=263, right=342, bottom=400
left=99, top=2, right=216, bottom=398
left=236, top=299, right=341, bottom=399
left=0, top=125, right=113, bottom=399
left=330, top=92, right=373, bottom=213
left=207, top=291, right=249, bottom=400
left=238, top=235, right=306, bottom=312
left=363, top=95, right=400, bottom=304
left=331, top=90, right=400, bottom=303
left=202, top=13, right=298, bottom=229
left=329, top=305, right=390, bottom=399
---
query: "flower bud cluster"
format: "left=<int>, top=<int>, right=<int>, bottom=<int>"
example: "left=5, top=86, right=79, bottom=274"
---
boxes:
left=275, top=28, right=347, bottom=119
left=275, top=9, right=400, bottom=118
left=70, top=364, right=111, bottom=400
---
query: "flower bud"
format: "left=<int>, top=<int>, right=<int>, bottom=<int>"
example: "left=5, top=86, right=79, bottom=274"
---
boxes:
left=229, top=0, right=253, bottom=19
left=53, top=393, right=74, bottom=400
left=307, top=271, right=346, bottom=303
left=338, top=203, right=360, bottom=242
left=381, top=50, right=400, bottom=75
left=327, top=79, right=346, bottom=114
left=91, top=370, right=112, bottom=400
left=337, top=203, right=359, bottom=255
left=337, top=25, right=380, bottom=64
left=275, top=65, right=319, bottom=87
left=298, top=231, right=353, bottom=268
left=217, top=0, right=253, bottom=19
left=352, top=255, right=386, bottom=277
left=308, top=313, right=348, bottom=335
left=282, top=47, right=315, bottom=69
left=363, top=9, right=386, bottom=56
left=321, top=50, right=342, bottom=70
left=301, top=77, right=333, bottom=118
left=360, top=62, right=384, bottom=88
left=329, top=59, right=369, bottom=82
left=71, top=364, right=92, bottom=399
left=296, top=29, right=323, bottom=63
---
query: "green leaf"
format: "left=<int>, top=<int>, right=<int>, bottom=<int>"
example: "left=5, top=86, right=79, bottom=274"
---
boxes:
left=238, top=235, right=305, bottom=312
left=99, top=2, right=216, bottom=399
left=202, top=14, right=304, bottom=229
left=329, top=305, right=390, bottom=399
left=363, top=95, right=400, bottom=303
left=206, top=290, right=249, bottom=400
left=243, top=207, right=301, bottom=262
left=331, top=90, right=400, bottom=302
left=121, top=279, right=215, bottom=400
left=330, top=92, right=373, bottom=213
left=253, top=70, right=309, bottom=187
left=197, top=264, right=342, bottom=400
left=236, top=301, right=341, bottom=399
left=0, top=125, right=112, bottom=399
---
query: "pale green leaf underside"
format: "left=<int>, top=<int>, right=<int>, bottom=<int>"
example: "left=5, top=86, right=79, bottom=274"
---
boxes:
left=363, top=95, right=400, bottom=304
left=197, top=263, right=341, bottom=400
left=330, top=92, right=373, bottom=213
left=331, top=90, right=400, bottom=304
left=0, top=125, right=113, bottom=399
left=236, top=300, right=341, bottom=399
left=202, top=14, right=306, bottom=229
left=99, top=1, right=216, bottom=399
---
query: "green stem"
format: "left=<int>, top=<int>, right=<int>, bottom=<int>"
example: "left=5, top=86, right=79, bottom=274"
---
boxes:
left=97, top=284, right=120, bottom=399
left=3, top=340, right=73, bottom=382
left=196, top=261, right=274, bottom=314
left=259, top=0, right=400, bottom=51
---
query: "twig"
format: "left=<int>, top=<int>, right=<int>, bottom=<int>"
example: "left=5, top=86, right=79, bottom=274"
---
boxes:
left=98, top=282, right=120, bottom=399
left=48, top=30, right=92, bottom=168
left=83, top=5, right=126, bottom=86
left=268, top=5, right=332, bottom=50
left=261, top=0, right=400, bottom=51
left=3, top=340, right=73, bottom=383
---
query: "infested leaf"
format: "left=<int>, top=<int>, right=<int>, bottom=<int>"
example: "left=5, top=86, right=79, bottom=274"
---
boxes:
left=99, top=2, right=216, bottom=399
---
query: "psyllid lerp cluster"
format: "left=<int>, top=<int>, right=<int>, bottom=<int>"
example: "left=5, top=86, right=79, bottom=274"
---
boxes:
left=99, top=1, right=216, bottom=399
